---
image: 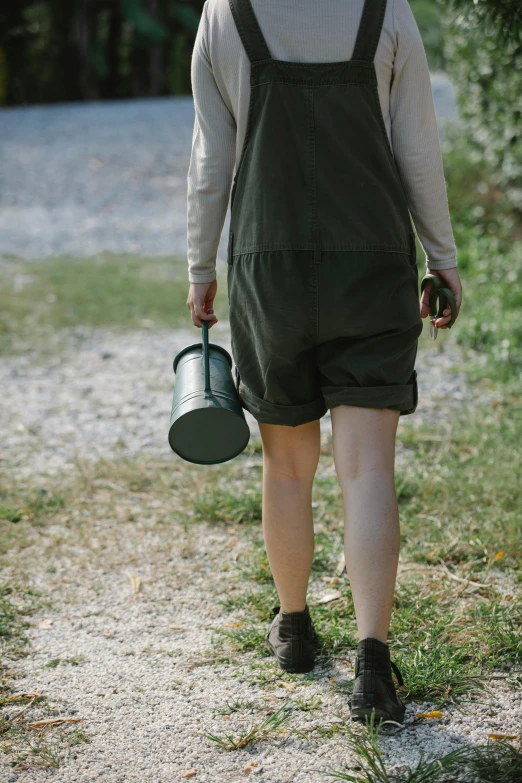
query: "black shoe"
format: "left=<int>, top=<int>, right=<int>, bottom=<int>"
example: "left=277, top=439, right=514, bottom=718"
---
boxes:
left=265, top=605, right=316, bottom=673
left=349, top=637, right=406, bottom=724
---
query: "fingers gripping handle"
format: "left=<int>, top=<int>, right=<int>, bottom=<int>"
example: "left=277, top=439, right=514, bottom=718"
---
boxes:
left=420, top=274, right=458, bottom=329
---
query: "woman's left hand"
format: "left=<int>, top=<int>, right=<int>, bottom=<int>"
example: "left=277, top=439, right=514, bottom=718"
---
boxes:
left=421, top=266, right=462, bottom=329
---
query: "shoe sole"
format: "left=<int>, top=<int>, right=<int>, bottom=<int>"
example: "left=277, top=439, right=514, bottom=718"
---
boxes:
left=265, top=638, right=315, bottom=673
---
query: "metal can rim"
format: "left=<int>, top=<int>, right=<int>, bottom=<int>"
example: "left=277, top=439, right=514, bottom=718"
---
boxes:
left=173, top=341, right=233, bottom=373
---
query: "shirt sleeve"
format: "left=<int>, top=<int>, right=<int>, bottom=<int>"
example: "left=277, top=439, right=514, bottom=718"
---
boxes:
left=186, top=1, right=237, bottom=284
left=390, top=0, right=458, bottom=270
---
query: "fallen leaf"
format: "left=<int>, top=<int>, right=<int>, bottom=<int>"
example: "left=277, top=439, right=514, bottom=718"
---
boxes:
left=182, top=770, right=197, bottom=778
left=280, top=682, right=296, bottom=692
left=102, top=629, right=112, bottom=637
left=488, top=733, right=517, bottom=740
left=329, top=576, right=340, bottom=586
left=316, top=590, right=342, bottom=604
left=417, top=711, right=443, bottom=719
left=4, top=691, right=42, bottom=702
left=129, top=573, right=141, bottom=595
left=222, top=621, right=243, bottom=628
left=244, top=760, right=257, bottom=774
left=494, top=551, right=505, bottom=561
left=336, top=553, right=346, bottom=574
left=169, top=625, right=188, bottom=630
left=38, top=618, right=54, bottom=629
left=28, top=717, right=83, bottom=729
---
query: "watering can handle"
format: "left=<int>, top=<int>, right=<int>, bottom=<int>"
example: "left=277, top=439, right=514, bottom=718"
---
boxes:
left=202, top=319, right=211, bottom=393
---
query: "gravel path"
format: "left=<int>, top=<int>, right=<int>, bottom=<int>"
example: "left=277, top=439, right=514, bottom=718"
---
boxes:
left=0, top=73, right=457, bottom=262
left=0, top=322, right=476, bottom=484
left=2, top=520, right=520, bottom=783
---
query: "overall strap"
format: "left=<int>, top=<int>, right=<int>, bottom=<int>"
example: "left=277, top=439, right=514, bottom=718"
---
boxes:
left=352, top=0, right=388, bottom=63
left=228, top=0, right=272, bottom=64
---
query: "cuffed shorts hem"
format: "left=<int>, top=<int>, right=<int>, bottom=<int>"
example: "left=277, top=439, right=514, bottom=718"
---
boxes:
left=239, top=384, right=328, bottom=427
left=323, top=370, right=418, bottom=417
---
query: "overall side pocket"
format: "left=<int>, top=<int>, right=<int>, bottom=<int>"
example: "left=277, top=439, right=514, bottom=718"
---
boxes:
left=409, top=231, right=417, bottom=269
left=227, top=231, right=234, bottom=307
left=227, top=231, right=234, bottom=267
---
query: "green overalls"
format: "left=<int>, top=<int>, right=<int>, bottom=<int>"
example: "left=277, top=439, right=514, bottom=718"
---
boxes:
left=227, top=0, right=423, bottom=427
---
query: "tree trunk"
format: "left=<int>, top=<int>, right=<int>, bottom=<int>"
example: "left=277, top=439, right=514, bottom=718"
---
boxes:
left=105, top=1, right=123, bottom=99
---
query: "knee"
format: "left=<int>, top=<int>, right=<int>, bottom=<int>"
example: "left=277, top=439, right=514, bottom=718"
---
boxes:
left=335, top=459, right=390, bottom=483
left=331, top=407, right=398, bottom=482
left=264, top=456, right=317, bottom=483
left=260, top=421, right=320, bottom=482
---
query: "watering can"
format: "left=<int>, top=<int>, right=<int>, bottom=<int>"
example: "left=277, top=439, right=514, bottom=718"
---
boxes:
left=168, top=319, right=251, bottom=464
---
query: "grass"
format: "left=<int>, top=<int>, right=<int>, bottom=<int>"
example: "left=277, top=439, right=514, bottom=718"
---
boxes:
left=0, top=483, right=70, bottom=557
left=0, top=582, right=44, bottom=658
left=4, top=386, right=518, bottom=698
left=396, top=399, right=522, bottom=574
left=1, top=394, right=521, bottom=772
left=212, top=698, right=260, bottom=717
left=192, top=487, right=263, bottom=526
left=314, top=711, right=522, bottom=782
left=0, top=582, right=91, bottom=771
left=0, top=252, right=230, bottom=356
left=200, top=702, right=294, bottom=751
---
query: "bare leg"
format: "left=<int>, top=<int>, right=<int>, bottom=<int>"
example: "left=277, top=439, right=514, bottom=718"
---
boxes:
left=258, top=420, right=321, bottom=613
left=330, top=406, right=401, bottom=644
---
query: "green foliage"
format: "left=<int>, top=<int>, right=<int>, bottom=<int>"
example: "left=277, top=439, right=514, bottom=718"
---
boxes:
left=1, top=0, right=520, bottom=109
left=443, top=0, right=521, bottom=42
left=0, top=0, right=204, bottom=104
left=171, top=3, right=200, bottom=34
left=0, top=47, right=6, bottom=102
left=440, top=121, right=522, bottom=384
left=441, top=0, right=522, bottom=210
left=121, top=0, right=168, bottom=41
left=410, top=1, right=446, bottom=71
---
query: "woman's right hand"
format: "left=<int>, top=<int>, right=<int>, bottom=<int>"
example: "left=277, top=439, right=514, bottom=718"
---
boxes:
left=187, top=280, right=219, bottom=328
left=420, top=266, right=462, bottom=329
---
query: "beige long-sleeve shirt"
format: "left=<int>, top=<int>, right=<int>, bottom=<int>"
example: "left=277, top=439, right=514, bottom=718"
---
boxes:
left=187, top=0, right=458, bottom=284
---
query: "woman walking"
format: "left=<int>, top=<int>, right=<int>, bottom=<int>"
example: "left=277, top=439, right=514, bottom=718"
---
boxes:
left=186, top=0, right=462, bottom=724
